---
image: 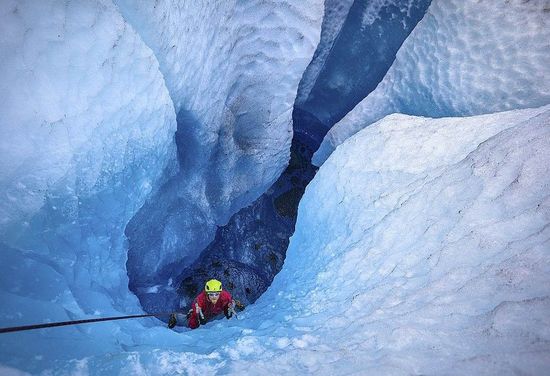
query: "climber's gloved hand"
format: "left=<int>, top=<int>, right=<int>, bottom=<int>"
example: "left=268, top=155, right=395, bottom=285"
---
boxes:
left=224, top=307, right=233, bottom=319
left=225, top=300, right=236, bottom=319
left=168, top=313, right=177, bottom=329
left=196, top=303, right=207, bottom=325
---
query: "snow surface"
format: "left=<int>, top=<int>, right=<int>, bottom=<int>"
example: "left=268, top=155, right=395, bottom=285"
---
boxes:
left=5, top=106, right=549, bottom=375
left=314, top=0, right=550, bottom=165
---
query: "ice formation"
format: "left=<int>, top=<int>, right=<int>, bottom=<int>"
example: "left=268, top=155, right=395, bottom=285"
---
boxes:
left=1, top=0, right=549, bottom=374
left=119, top=0, right=323, bottom=307
left=0, top=0, right=176, bottom=234
left=314, top=0, right=550, bottom=165
left=0, top=0, right=178, bottom=363
left=294, top=0, right=355, bottom=109
left=116, top=0, right=323, bottom=214
left=0, top=0, right=323, bottom=371
left=0, top=0, right=176, bottom=316
left=10, top=106, right=550, bottom=375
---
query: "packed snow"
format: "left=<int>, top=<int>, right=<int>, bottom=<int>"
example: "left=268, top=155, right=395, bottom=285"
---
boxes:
left=314, top=0, right=550, bottom=165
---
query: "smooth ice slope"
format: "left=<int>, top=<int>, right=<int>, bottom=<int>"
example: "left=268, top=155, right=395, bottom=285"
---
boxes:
left=30, top=105, right=550, bottom=375
left=314, top=0, right=550, bottom=165
left=0, top=0, right=176, bottom=364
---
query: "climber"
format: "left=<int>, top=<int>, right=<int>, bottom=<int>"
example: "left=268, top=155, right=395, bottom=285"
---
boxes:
left=186, top=279, right=235, bottom=329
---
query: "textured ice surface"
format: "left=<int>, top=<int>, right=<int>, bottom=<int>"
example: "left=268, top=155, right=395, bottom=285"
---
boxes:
left=0, top=0, right=176, bottom=365
left=314, top=0, right=550, bottom=165
left=0, top=0, right=176, bottom=233
left=2, top=0, right=550, bottom=374
left=0, top=0, right=323, bottom=371
left=295, top=0, right=355, bottom=107
left=17, top=105, right=549, bottom=375
left=115, top=0, right=323, bottom=213
left=296, top=0, right=430, bottom=131
left=122, top=0, right=323, bottom=296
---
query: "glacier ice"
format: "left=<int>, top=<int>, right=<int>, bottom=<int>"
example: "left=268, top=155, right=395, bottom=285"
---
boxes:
left=1, top=0, right=549, bottom=374
left=0, top=0, right=176, bottom=309
left=0, top=0, right=176, bottom=233
left=296, top=0, right=431, bottom=131
left=10, top=106, right=549, bottom=375
left=0, top=0, right=177, bottom=367
left=314, top=0, right=550, bottom=165
left=294, top=0, right=355, bottom=111
left=115, top=0, right=323, bottom=214
left=0, top=0, right=324, bottom=371
left=117, top=0, right=323, bottom=303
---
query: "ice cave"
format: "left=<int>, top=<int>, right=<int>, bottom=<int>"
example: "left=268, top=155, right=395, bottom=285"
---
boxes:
left=0, top=0, right=549, bottom=375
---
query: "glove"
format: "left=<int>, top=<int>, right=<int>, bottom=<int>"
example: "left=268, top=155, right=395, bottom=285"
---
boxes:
left=224, top=307, right=233, bottom=319
left=168, top=313, right=177, bottom=329
left=225, top=300, right=236, bottom=319
left=196, top=303, right=207, bottom=325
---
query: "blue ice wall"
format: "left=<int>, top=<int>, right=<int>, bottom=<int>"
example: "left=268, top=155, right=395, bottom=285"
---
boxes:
left=126, top=0, right=432, bottom=318
left=296, top=0, right=431, bottom=129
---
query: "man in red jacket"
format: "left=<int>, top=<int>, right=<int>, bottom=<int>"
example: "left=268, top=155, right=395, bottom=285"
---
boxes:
left=187, top=279, right=235, bottom=329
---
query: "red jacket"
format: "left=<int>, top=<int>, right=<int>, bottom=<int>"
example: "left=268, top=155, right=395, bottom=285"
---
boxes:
left=188, top=290, right=233, bottom=329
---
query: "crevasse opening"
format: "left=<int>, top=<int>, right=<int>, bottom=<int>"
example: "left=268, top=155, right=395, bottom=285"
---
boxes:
left=125, top=0, right=431, bottom=320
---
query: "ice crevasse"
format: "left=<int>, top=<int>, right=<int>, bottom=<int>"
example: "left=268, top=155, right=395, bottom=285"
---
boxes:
left=0, top=0, right=323, bottom=370
left=0, top=0, right=549, bottom=374
left=21, top=105, right=550, bottom=375
left=119, top=0, right=324, bottom=287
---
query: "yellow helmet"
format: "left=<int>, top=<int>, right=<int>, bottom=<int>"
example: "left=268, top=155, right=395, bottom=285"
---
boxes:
left=205, top=279, right=222, bottom=293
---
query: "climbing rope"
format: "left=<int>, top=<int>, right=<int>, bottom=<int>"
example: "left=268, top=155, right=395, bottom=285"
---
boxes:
left=0, top=312, right=174, bottom=334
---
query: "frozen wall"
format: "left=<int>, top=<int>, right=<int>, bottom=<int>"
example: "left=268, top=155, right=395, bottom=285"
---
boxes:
left=121, top=0, right=324, bottom=299
left=314, top=0, right=550, bottom=165
left=0, top=0, right=177, bottom=364
left=295, top=0, right=355, bottom=109
left=0, top=0, right=324, bottom=368
left=115, top=0, right=323, bottom=214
